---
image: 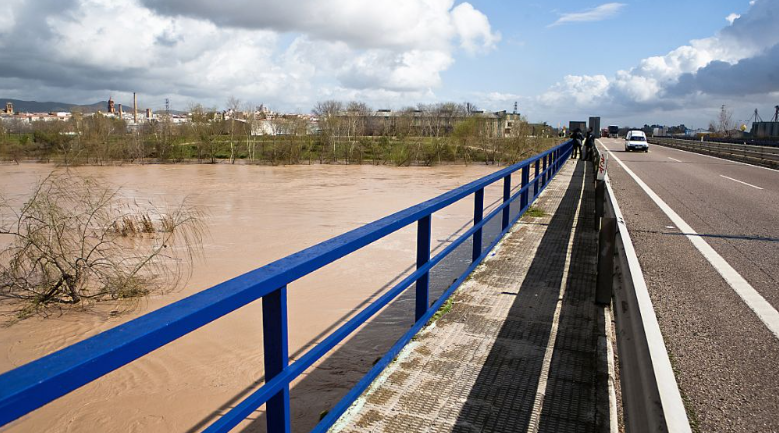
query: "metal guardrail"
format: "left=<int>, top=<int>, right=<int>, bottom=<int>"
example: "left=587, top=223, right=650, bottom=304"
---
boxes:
left=652, top=134, right=779, bottom=148
left=0, top=141, right=573, bottom=433
left=650, top=137, right=779, bottom=168
left=593, top=143, right=692, bottom=432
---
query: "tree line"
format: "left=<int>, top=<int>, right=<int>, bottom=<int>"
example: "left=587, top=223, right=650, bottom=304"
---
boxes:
left=0, top=100, right=560, bottom=166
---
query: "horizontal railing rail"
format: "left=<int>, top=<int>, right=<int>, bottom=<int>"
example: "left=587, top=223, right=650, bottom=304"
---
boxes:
left=593, top=142, right=692, bottom=432
left=0, top=140, right=572, bottom=433
left=649, top=137, right=779, bottom=167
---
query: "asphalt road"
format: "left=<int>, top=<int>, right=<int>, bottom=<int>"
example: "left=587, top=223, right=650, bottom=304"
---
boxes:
left=598, top=138, right=779, bottom=432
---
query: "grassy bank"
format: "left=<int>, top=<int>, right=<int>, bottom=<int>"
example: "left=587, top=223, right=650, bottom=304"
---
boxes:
left=0, top=133, right=562, bottom=167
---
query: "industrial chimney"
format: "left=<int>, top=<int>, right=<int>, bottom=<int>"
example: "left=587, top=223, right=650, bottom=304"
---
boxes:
left=133, top=92, right=138, bottom=124
left=118, top=104, right=123, bottom=118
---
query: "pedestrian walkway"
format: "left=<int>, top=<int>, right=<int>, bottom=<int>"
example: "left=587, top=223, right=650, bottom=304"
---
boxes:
left=330, top=159, right=612, bottom=433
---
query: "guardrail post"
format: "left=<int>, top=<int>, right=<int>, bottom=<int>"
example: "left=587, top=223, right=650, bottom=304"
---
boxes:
left=596, top=217, right=616, bottom=304
left=263, top=286, right=291, bottom=433
left=472, top=189, right=484, bottom=262
left=542, top=155, right=548, bottom=186
left=595, top=179, right=605, bottom=230
left=416, top=215, right=431, bottom=321
left=502, top=174, right=511, bottom=229
left=520, top=165, right=529, bottom=211
left=533, top=160, right=540, bottom=197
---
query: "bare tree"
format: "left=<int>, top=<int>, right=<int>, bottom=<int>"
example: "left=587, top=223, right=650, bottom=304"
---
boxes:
left=243, top=102, right=257, bottom=162
left=189, top=104, right=219, bottom=163
left=226, top=96, right=241, bottom=164
left=313, top=100, right=343, bottom=161
left=0, top=173, right=204, bottom=318
left=716, top=104, right=733, bottom=136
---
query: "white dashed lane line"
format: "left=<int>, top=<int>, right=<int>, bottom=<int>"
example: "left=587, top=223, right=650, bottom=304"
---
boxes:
left=605, top=147, right=779, bottom=341
left=719, top=175, right=764, bottom=190
left=668, top=157, right=682, bottom=162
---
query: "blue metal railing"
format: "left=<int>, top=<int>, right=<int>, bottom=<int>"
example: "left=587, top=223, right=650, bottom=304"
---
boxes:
left=0, top=140, right=573, bottom=432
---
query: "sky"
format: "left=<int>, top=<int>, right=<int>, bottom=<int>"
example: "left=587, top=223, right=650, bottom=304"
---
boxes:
left=0, top=0, right=777, bottom=128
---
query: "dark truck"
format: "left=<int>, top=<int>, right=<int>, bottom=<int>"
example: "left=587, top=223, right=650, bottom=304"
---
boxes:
left=608, top=125, right=619, bottom=138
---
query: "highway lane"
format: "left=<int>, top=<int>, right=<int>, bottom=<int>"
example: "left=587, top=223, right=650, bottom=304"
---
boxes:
left=597, top=138, right=779, bottom=432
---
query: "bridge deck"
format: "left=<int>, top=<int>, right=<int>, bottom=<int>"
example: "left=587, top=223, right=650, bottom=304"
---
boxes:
left=331, top=159, right=614, bottom=433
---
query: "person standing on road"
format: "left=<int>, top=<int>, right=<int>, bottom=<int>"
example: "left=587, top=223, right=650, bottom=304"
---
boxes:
left=571, top=128, right=583, bottom=159
left=583, top=127, right=594, bottom=161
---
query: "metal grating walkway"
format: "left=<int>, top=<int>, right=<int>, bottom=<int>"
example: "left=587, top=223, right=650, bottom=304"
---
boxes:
left=330, top=159, right=611, bottom=433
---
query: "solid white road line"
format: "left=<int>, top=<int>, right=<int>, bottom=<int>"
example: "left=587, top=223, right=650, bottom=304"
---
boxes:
left=526, top=161, right=586, bottom=433
left=668, top=157, right=682, bottom=163
left=719, top=174, right=764, bottom=190
left=606, top=148, right=779, bottom=340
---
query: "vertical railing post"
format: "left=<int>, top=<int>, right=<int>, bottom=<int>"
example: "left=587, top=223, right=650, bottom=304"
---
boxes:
left=595, top=179, right=605, bottom=230
left=502, top=174, right=511, bottom=230
left=520, top=165, right=529, bottom=211
left=415, top=216, right=431, bottom=322
left=596, top=217, right=616, bottom=304
left=534, top=160, right=540, bottom=197
left=263, top=286, right=291, bottom=433
left=542, top=155, right=548, bottom=186
left=472, top=189, right=484, bottom=262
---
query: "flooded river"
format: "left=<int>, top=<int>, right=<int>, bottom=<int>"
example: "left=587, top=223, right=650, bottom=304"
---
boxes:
left=0, top=162, right=507, bottom=432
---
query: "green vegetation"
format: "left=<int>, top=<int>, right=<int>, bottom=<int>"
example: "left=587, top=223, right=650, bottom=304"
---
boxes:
left=427, top=298, right=454, bottom=325
left=0, top=101, right=562, bottom=166
left=525, top=206, right=547, bottom=218
left=0, top=130, right=560, bottom=167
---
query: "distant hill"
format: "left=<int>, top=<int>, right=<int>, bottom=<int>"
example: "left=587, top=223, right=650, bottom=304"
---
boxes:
left=0, top=98, right=110, bottom=113
left=0, top=98, right=187, bottom=114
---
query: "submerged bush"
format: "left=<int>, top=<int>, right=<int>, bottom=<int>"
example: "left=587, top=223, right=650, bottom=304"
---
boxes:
left=0, top=173, right=205, bottom=318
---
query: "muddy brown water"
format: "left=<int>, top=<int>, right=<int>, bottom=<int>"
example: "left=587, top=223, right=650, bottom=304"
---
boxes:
left=0, top=162, right=508, bottom=432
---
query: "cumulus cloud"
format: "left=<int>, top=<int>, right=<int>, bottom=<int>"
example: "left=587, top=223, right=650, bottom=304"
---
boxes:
left=141, top=0, right=500, bottom=54
left=671, top=43, right=779, bottom=96
left=451, top=3, right=501, bottom=54
left=0, top=0, right=498, bottom=110
left=539, top=75, right=610, bottom=107
left=548, top=3, right=626, bottom=27
left=529, top=0, right=779, bottom=123
left=726, top=13, right=741, bottom=24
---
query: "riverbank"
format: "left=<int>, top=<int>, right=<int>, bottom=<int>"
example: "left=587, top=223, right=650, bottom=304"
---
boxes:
left=0, top=135, right=562, bottom=167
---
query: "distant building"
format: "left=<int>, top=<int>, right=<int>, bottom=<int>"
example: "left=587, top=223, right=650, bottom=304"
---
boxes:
left=108, top=97, right=115, bottom=114
left=751, top=122, right=779, bottom=138
left=4, top=102, right=12, bottom=114
left=588, top=116, right=601, bottom=137
left=569, top=121, right=586, bottom=133
left=359, top=109, right=522, bottom=138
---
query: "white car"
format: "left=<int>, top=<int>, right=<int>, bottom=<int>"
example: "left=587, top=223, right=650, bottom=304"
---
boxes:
left=625, top=130, right=649, bottom=152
